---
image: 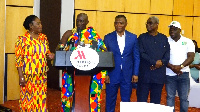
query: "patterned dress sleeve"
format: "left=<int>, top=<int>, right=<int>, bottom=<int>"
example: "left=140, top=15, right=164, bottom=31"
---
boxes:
left=15, top=36, right=24, bottom=67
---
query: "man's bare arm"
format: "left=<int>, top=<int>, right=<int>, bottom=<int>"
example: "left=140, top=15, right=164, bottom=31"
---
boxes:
left=60, top=30, right=73, bottom=45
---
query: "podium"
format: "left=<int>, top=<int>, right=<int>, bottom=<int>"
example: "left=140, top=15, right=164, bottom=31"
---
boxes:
left=54, top=50, right=115, bottom=112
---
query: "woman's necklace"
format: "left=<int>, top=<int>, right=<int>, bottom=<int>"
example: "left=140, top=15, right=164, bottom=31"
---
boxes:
left=29, top=31, right=39, bottom=39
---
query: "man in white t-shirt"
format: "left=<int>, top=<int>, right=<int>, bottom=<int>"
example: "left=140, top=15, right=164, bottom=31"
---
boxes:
left=166, top=21, right=195, bottom=112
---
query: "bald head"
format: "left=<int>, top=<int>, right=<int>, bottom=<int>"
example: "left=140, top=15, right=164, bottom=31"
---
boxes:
left=77, top=13, right=88, bottom=21
left=76, top=13, right=89, bottom=30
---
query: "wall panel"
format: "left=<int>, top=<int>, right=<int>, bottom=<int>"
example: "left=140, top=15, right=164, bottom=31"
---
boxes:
left=173, top=0, right=194, bottom=16
left=96, top=0, right=124, bottom=12
left=75, top=10, right=97, bottom=31
left=193, top=17, right=200, bottom=47
left=7, top=55, right=20, bottom=101
left=194, top=0, right=200, bottom=16
left=5, top=0, right=34, bottom=102
left=125, top=14, right=149, bottom=36
left=74, top=0, right=199, bottom=40
left=75, top=10, right=111, bottom=39
left=125, top=0, right=150, bottom=13
left=156, top=15, right=173, bottom=36
left=151, top=0, right=173, bottom=15
left=96, top=12, right=117, bottom=39
left=5, top=7, right=32, bottom=53
left=173, top=16, right=193, bottom=39
left=0, top=0, right=5, bottom=104
left=75, top=0, right=96, bottom=10
left=6, top=0, right=33, bottom=6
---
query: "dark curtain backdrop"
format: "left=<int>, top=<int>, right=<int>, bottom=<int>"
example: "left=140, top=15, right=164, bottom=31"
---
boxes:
left=40, top=0, right=61, bottom=89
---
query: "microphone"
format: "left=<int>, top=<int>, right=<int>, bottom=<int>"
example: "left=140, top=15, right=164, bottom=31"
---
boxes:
left=69, top=38, right=75, bottom=51
left=98, top=41, right=107, bottom=51
left=58, top=42, right=65, bottom=51
left=77, top=28, right=85, bottom=46
left=92, top=40, right=98, bottom=51
left=92, top=40, right=107, bottom=52
left=71, top=38, right=75, bottom=46
left=77, top=28, right=81, bottom=41
left=100, top=45, right=107, bottom=52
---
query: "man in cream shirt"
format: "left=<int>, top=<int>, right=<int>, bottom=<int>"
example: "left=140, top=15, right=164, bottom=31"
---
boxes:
left=166, top=21, right=195, bottom=112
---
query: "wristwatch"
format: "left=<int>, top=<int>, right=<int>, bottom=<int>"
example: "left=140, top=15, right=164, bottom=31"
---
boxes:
left=180, top=64, right=184, bottom=68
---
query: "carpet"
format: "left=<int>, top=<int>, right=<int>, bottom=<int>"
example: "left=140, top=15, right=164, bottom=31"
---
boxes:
left=1, top=87, right=200, bottom=112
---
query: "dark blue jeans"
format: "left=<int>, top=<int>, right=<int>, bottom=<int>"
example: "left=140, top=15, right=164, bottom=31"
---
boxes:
left=166, top=72, right=190, bottom=112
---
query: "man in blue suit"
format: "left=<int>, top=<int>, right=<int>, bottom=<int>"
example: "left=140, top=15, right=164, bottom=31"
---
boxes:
left=104, top=15, right=140, bottom=112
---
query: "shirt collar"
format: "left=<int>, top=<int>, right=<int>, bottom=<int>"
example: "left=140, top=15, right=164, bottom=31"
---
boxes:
left=169, top=34, right=183, bottom=42
left=116, top=31, right=126, bottom=37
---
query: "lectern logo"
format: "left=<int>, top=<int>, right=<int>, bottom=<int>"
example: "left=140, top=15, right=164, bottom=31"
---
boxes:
left=74, top=51, right=86, bottom=59
left=70, top=47, right=99, bottom=71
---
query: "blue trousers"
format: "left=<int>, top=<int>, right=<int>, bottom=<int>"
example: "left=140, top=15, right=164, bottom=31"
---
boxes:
left=165, top=72, right=190, bottom=112
left=106, top=72, right=132, bottom=112
left=136, top=82, right=164, bottom=104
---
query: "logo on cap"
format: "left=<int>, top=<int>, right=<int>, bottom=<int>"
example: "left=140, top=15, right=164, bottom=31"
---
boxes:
left=172, top=21, right=176, bottom=24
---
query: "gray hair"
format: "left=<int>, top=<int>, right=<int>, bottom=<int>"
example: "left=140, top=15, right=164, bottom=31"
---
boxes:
left=149, top=16, right=159, bottom=24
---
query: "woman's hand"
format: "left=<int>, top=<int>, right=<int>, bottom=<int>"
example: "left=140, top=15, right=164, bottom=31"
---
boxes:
left=47, top=53, right=55, bottom=60
left=17, top=67, right=26, bottom=87
left=19, top=75, right=26, bottom=87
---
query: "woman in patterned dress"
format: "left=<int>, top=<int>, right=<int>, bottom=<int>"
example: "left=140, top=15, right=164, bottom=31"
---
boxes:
left=15, top=15, right=54, bottom=112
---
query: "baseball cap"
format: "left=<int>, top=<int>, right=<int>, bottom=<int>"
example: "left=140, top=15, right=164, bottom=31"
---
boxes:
left=168, top=21, right=181, bottom=29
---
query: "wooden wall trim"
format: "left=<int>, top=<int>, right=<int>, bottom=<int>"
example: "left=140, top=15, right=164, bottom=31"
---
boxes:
left=0, top=0, right=5, bottom=104
left=74, top=9, right=200, bottom=17
left=6, top=5, right=33, bottom=8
